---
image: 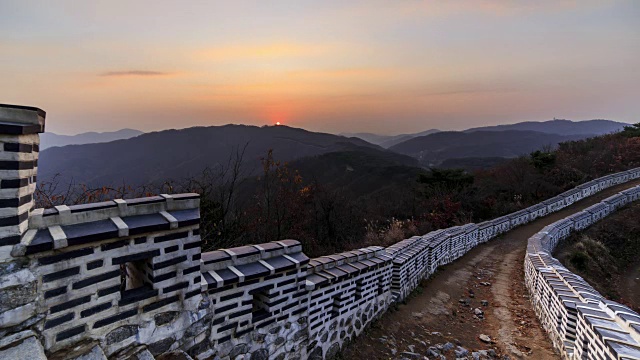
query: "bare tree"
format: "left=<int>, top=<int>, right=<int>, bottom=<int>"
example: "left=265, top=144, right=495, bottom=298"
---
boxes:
left=180, top=143, right=249, bottom=251
left=35, top=174, right=157, bottom=208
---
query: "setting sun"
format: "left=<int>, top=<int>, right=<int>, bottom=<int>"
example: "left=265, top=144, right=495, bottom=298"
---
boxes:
left=276, top=121, right=281, bottom=126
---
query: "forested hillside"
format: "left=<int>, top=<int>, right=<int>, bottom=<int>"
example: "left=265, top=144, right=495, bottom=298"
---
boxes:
left=389, top=130, right=588, bottom=166
left=37, top=124, right=640, bottom=257
left=38, top=124, right=378, bottom=187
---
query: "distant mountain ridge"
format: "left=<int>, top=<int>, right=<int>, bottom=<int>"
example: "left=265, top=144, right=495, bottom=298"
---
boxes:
left=342, top=119, right=627, bottom=150
left=40, top=128, right=143, bottom=150
left=38, top=124, right=383, bottom=187
left=341, top=129, right=440, bottom=148
left=463, top=119, right=626, bottom=136
left=389, top=130, right=590, bottom=166
left=382, top=119, right=629, bottom=167
left=38, top=118, right=631, bottom=188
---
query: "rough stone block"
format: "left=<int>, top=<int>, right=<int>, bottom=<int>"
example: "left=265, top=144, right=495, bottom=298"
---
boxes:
left=0, top=336, right=46, bottom=360
left=154, top=311, right=179, bottom=327
left=105, top=325, right=139, bottom=345
left=133, top=349, right=155, bottom=360
left=0, top=267, right=36, bottom=307
left=0, top=245, right=15, bottom=263
left=73, top=345, right=108, bottom=360
left=0, top=302, right=36, bottom=328
left=156, top=350, right=194, bottom=360
left=149, top=336, right=175, bottom=356
left=0, top=329, right=35, bottom=349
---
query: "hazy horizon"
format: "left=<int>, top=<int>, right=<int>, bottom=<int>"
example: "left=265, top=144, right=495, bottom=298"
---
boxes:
left=1, top=1, right=639, bottom=135
left=46, top=117, right=633, bottom=137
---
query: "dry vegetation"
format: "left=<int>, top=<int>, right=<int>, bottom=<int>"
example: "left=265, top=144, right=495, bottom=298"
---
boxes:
left=37, top=124, right=640, bottom=258
left=555, top=202, right=640, bottom=311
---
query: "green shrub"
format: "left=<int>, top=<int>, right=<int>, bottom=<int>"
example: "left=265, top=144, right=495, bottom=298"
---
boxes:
left=569, top=251, right=589, bottom=271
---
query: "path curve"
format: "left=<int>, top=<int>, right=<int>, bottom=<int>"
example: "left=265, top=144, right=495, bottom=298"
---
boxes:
left=341, top=179, right=640, bottom=359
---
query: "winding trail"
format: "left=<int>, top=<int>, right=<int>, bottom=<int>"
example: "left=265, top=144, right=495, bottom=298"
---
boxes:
left=342, top=179, right=640, bottom=359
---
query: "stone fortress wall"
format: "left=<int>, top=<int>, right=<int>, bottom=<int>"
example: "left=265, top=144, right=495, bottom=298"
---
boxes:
left=525, top=182, right=640, bottom=359
left=0, top=103, right=639, bottom=360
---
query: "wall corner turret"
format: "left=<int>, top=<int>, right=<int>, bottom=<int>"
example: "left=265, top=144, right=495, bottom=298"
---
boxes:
left=0, top=104, right=46, bottom=262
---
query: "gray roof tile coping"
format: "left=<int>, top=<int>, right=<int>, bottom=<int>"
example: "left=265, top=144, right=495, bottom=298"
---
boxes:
left=27, top=193, right=199, bottom=230
left=19, top=207, right=199, bottom=255
left=308, top=245, right=389, bottom=273
left=200, top=240, right=304, bottom=271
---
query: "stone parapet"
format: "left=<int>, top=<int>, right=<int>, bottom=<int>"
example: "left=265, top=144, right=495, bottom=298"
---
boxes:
left=525, top=184, right=640, bottom=359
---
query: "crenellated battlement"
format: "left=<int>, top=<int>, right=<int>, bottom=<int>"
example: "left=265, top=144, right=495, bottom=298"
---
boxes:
left=0, top=104, right=45, bottom=252
left=27, top=193, right=200, bottom=229
left=1, top=188, right=202, bottom=356
left=305, top=246, right=392, bottom=359
left=199, top=240, right=310, bottom=360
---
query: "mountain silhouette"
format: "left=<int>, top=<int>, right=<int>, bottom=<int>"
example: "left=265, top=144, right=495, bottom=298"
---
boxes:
left=38, top=125, right=380, bottom=187
left=40, top=128, right=143, bottom=150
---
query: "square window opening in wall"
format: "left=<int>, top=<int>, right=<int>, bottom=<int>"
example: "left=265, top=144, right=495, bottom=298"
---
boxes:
left=251, top=287, right=271, bottom=323
left=119, top=257, right=157, bottom=305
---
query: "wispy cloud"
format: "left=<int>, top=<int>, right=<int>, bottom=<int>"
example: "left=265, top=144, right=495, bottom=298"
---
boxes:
left=100, top=70, right=171, bottom=77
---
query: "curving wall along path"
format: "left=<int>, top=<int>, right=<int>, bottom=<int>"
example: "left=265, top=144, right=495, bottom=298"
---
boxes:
left=525, top=186, right=640, bottom=359
left=1, top=104, right=640, bottom=360
left=192, top=168, right=640, bottom=360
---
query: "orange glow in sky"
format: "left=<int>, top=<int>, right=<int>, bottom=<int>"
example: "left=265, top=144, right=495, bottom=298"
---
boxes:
left=0, top=1, right=638, bottom=135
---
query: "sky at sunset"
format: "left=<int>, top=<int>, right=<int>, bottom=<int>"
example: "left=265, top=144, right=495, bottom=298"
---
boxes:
left=1, top=1, right=639, bottom=135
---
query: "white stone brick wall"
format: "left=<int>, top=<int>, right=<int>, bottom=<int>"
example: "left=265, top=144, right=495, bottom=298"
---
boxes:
left=31, top=220, right=201, bottom=354
left=388, top=236, right=431, bottom=301
left=525, top=183, right=640, bottom=359
left=305, top=246, right=392, bottom=359
left=2, top=186, right=203, bottom=358
left=0, top=130, right=40, bottom=258
left=200, top=240, right=309, bottom=360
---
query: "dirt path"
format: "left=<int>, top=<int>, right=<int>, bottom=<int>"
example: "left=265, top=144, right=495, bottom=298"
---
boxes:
left=341, top=179, right=640, bottom=360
